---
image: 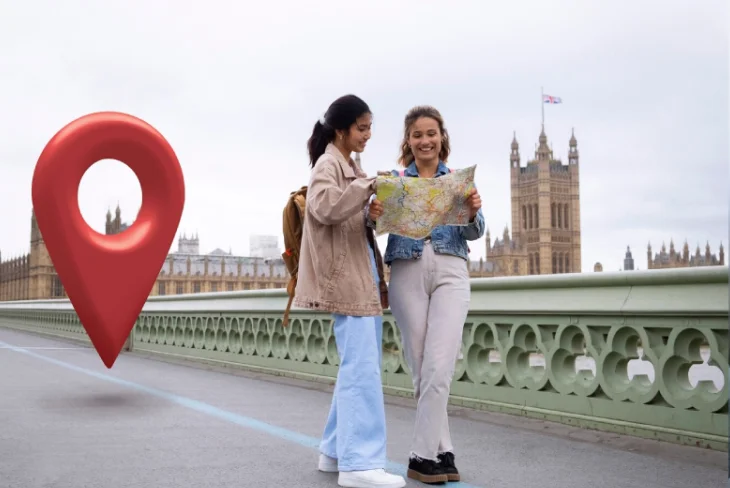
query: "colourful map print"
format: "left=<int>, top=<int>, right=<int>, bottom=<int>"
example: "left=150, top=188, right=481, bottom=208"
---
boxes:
left=374, top=165, right=477, bottom=239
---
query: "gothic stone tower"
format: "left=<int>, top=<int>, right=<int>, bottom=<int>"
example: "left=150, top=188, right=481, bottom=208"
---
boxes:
left=510, top=126, right=581, bottom=274
left=105, top=204, right=129, bottom=235
left=28, top=209, right=61, bottom=299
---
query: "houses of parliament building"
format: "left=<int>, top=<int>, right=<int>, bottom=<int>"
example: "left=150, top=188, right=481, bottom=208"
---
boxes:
left=2, top=125, right=724, bottom=301
left=467, top=126, right=582, bottom=277
left=0, top=206, right=289, bottom=301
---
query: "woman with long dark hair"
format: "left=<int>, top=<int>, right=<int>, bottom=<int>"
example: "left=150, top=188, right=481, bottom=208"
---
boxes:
left=295, top=94, right=405, bottom=488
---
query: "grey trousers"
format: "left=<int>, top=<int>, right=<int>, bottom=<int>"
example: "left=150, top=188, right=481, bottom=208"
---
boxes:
left=388, top=241, right=470, bottom=460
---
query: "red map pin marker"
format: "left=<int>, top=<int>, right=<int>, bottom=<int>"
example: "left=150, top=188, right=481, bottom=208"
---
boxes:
left=31, top=112, right=185, bottom=368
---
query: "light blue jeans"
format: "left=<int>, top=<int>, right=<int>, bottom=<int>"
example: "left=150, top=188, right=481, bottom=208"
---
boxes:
left=319, top=242, right=387, bottom=471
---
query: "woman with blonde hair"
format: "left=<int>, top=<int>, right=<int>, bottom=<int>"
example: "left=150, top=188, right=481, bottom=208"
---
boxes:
left=369, top=105, right=484, bottom=484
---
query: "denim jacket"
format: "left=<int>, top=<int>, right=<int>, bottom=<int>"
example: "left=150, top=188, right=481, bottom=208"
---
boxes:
left=369, top=161, right=485, bottom=265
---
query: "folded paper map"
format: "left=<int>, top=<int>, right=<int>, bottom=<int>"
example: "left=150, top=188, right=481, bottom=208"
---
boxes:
left=374, top=165, right=477, bottom=239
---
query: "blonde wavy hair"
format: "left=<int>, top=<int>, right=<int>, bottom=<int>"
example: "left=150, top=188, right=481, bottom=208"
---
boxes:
left=397, top=105, right=451, bottom=167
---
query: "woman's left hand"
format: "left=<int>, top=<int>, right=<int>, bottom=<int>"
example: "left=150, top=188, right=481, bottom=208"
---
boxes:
left=467, top=188, right=482, bottom=220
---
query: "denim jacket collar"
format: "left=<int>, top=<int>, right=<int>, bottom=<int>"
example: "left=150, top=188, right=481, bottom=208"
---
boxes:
left=403, top=160, right=450, bottom=177
left=384, top=160, right=485, bottom=265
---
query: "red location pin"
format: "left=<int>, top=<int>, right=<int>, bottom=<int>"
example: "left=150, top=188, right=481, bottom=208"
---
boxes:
left=31, top=112, right=185, bottom=368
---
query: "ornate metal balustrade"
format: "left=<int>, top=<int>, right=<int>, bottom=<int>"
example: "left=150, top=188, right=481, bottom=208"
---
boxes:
left=1, top=267, right=727, bottom=451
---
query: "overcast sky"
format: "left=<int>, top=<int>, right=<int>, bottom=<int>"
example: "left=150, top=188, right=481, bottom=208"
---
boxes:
left=0, top=0, right=727, bottom=273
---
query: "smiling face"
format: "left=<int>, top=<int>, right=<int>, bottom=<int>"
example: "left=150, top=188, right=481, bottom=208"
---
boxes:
left=338, top=112, right=372, bottom=154
left=407, top=116, right=442, bottom=165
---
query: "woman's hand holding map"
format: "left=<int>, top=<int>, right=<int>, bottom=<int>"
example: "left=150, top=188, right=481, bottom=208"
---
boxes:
left=368, top=198, right=384, bottom=221
left=370, top=165, right=480, bottom=239
left=466, top=187, right=482, bottom=221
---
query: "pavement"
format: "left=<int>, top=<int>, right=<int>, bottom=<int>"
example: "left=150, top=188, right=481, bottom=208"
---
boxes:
left=0, top=327, right=726, bottom=488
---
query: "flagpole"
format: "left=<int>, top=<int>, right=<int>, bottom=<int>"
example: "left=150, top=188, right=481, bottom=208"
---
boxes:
left=541, top=86, right=544, bottom=128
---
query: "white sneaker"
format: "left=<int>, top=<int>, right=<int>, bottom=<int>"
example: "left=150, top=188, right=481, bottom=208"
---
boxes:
left=338, top=469, right=406, bottom=488
left=318, top=453, right=338, bottom=473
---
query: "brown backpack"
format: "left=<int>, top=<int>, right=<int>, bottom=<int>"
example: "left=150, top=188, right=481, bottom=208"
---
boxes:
left=281, top=186, right=308, bottom=327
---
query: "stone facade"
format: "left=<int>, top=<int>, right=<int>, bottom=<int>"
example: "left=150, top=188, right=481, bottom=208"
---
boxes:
left=0, top=207, right=288, bottom=301
left=647, top=240, right=725, bottom=269
left=105, top=207, right=288, bottom=296
left=468, top=126, right=582, bottom=277
left=152, top=236, right=288, bottom=296
left=0, top=211, right=62, bottom=301
left=624, top=246, right=635, bottom=270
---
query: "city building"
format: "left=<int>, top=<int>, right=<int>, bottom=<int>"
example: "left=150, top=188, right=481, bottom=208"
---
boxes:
left=153, top=233, right=287, bottom=296
left=624, top=246, right=635, bottom=270
left=105, top=210, right=288, bottom=296
left=249, top=235, right=281, bottom=259
left=647, top=240, right=725, bottom=269
left=0, top=210, right=59, bottom=301
left=0, top=207, right=288, bottom=301
left=468, top=126, right=582, bottom=277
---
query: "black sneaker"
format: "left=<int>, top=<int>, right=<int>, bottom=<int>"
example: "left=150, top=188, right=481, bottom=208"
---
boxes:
left=437, top=452, right=461, bottom=482
left=407, top=456, right=448, bottom=484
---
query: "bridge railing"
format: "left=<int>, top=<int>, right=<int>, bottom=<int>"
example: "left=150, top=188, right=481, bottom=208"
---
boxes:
left=1, top=267, right=727, bottom=451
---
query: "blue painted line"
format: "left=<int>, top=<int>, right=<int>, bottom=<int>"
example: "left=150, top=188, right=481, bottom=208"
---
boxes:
left=0, top=339, right=483, bottom=488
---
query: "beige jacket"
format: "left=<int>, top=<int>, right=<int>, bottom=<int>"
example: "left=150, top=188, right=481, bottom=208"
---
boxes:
left=293, top=144, right=388, bottom=317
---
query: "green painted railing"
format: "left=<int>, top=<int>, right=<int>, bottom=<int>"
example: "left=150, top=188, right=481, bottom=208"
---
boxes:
left=1, top=267, right=727, bottom=450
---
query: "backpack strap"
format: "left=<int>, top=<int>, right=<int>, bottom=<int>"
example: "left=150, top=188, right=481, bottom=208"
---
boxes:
left=283, top=278, right=296, bottom=327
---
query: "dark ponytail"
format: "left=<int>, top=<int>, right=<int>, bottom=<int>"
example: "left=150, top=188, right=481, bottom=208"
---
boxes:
left=307, top=94, right=371, bottom=168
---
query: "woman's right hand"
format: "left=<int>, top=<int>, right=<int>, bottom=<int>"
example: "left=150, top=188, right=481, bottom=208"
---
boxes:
left=368, top=199, right=384, bottom=221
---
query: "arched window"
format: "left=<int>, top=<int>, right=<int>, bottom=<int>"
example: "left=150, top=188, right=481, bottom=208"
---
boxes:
left=52, top=275, right=64, bottom=297
left=557, top=203, right=562, bottom=228
left=522, top=206, right=527, bottom=229
left=551, top=203, right=556, bottom=228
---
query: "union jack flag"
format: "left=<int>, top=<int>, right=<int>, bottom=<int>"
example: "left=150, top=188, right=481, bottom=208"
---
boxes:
left=543, top=94, right=562, bottom=104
